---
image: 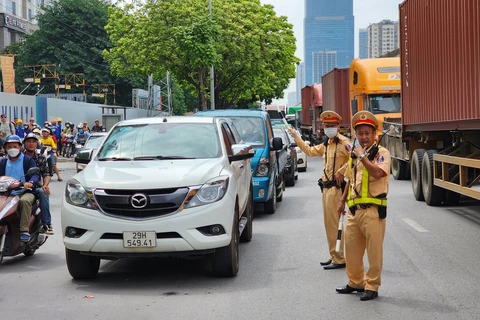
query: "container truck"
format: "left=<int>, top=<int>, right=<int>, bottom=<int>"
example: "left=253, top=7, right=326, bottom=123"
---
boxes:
left=322, top=68, right=351, bottom=136
left=382, top=0, right=480, bottom=205
left=349, top=57, right=401, bottom=136
left=300, top=84, right=322, bottom=144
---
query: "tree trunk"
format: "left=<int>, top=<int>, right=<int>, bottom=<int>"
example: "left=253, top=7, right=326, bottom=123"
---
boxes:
left=199, top=69, right=207, bottom=110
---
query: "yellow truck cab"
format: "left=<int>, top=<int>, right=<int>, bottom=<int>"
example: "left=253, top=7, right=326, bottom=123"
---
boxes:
left=349, top=57, right=401, bottom=136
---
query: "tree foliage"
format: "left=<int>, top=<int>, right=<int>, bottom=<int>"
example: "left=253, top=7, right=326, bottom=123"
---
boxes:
left=2, top=0, right=145, bottom=106
left=104, top=0, right=299, bottom=109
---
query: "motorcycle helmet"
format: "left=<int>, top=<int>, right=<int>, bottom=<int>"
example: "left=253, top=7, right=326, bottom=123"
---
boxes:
left=51, top=119, right=57, bottom=124
left=57, top=117, right=63, bottom=123
left=16, top=119, right=23, bottom=125
left=23, top=132, right=39, bottom=142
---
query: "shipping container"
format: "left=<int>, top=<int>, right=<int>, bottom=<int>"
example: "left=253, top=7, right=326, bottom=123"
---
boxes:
left=299, top=84, right=322, bottom=143
left=400, top=0, right=480, bottom=131
left=322, top=68, right=350, bottom=132
left=382, top=0, right=480, bottom=206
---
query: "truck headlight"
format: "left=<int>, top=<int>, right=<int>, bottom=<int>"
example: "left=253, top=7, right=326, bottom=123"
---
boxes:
left=256, top=157, right=270, bottom=176
left=185, top=176, right=229, bottom=208
left=65, top=179, right=96, bottom=209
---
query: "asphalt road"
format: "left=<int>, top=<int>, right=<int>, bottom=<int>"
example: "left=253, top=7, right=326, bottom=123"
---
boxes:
left=1, top=157, right=480, bottom=320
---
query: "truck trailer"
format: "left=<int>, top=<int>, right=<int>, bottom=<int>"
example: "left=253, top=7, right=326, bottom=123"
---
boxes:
left=322, top=68, right=351, bottom=136
left=383, top=0, right=480, bottom=205
left=300, top=84, right=322, bottom=144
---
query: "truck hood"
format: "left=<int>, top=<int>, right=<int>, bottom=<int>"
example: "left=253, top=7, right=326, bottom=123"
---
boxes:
left=76, top=158, right=225, bottom=189
left=250, top=147, right=269, bottom=171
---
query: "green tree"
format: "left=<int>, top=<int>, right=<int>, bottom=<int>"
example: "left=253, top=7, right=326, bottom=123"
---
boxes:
left=104, top=0, right=299, bottom=109
left=2, top=0, right=145, bottom=106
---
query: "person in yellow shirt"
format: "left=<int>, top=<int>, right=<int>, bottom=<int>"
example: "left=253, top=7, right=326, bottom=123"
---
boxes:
left=40, top=128, right=63, bottom=181
left=335, top=111, right=391, bottom=301
left=288, top=111, right=351, bottom=270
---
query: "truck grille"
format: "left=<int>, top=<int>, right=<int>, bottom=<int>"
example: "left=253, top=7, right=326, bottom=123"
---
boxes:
left=94, top=188, right=190, bottom=219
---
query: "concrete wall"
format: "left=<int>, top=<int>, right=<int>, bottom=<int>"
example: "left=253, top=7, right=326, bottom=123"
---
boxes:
left=0, top=92, right=150, bottom=129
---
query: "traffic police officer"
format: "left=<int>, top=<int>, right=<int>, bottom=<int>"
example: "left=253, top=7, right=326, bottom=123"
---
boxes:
left=289, top=111, right=351, bottom=270
left=335, top=111, right=391, bottom=301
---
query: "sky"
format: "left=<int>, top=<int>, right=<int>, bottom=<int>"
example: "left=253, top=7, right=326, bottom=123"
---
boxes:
left=260, top=0, right=404, bottom=105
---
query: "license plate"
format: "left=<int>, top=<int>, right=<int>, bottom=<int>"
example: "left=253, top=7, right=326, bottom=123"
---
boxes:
left=123, top=231, right=157, bottom=248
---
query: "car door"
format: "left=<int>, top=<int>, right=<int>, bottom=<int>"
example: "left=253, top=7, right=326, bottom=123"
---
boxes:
left=221, top=123, right=247, bottom=216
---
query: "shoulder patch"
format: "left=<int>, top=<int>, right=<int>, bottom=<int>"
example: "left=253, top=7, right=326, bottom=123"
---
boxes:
left=345, top=144, right=352, bottom=152
left=376, top=156, right=385, bottom=163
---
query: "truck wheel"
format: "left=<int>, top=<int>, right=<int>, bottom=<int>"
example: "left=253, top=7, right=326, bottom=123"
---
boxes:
left=421, top=150, right=444, bottom=206
left=411, top=149, right=425, bottom=201
left=392, top=158, right=409, bottom=180
left=240, top=191, right=253, bottom=242
left=66, top=248, right=100, bottom=279
left=277, top=176, right=284, bottom=202
left=211, top=210, right=239, bottom=277
left=264, top=185, right=276, bottom=214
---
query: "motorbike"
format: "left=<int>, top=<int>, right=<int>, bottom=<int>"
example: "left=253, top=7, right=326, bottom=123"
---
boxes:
left=62, top=134, right=74, bottom=158
left=74, top=138, right=86, bottom=154
left=0, top=167, right=47, bottom=264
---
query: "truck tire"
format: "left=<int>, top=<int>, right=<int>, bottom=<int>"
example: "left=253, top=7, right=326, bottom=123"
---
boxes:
left=421, top=150, right=444, bottom=206
left=211, top=210, right=239, bottom=277
left=264, top=185, right=276, bottom=214
left=66, top=248, right=100, bottom=279
left=277, top=176, right=284, bottom=202
left=411, top=149, right=425, bottom=201
left=240, top=191, right=253, bottom=242
left=392, top=158, right=409, bottom=180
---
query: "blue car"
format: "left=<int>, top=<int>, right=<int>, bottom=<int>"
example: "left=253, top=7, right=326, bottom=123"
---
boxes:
left=195, top=110, right=284, bottom=214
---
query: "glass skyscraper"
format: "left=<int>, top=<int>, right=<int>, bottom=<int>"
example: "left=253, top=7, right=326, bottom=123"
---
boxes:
left=359, top=28, right=368, bottom=59
left=304, top=0, right=354, bottom=85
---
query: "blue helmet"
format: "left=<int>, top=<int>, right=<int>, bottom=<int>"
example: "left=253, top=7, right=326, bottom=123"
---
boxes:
left=5, top=134, right=22, bottom=144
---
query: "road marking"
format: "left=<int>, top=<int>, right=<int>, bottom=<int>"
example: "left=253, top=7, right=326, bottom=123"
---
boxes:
left=401, top=218, right=429, bottom=232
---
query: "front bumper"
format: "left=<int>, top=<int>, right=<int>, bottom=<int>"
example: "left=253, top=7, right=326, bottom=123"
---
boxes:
left=252, top=176, right=274, bottom=203
left=61, top=193, right=235, bottom=256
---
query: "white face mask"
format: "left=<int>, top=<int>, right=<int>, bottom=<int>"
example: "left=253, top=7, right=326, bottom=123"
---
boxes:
left=7, top=148, right=20, bottom=157
left=324, top=128, right=338, bottom=138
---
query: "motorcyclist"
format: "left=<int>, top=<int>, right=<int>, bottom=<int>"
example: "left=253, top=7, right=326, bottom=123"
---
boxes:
left=39, top=128, right=63, bottom=181
left=23, top=133, right=54, bottom=235
left=0, top=135, right=40, bottom=242
left=15, top=119, right=25, bottom=138
left=73, top=124, right=90, bottom=145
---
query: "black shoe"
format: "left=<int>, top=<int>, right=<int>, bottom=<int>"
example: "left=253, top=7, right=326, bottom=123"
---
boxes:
left=360, top=290, right=378, bottom=301
left=320, top=259, right=332, bottom=266
left=336, top=285, right=365, bottom=294
left=323, top=263, right=346, bottom=270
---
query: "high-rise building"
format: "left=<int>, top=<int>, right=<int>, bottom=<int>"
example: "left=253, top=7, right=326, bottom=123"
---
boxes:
left=287, top=92, right=297, bottom=107
left=296, top=62, right=305, bottom=104
left=0, top=0, right=54, bottom=50
left=359, top=28, right=368, bottom=59
left=368, top=20, right=400, bottom=58
left=304, top=0, right=354, bottom=85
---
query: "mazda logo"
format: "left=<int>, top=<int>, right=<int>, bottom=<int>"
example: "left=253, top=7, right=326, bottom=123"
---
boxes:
left=130, top=194, right=148, bottom=209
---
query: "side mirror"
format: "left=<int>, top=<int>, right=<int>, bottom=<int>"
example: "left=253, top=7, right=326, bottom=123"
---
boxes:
left=271, top=137, right=283, bottom=151
left=75, top=149, right=93, bottom=165
left=229, top=144, right=255, bottom=163
left=26, top=167, right=40, bottom=178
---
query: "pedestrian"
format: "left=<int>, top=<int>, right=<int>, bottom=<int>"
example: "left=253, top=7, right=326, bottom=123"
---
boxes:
left=288, top=111, right=351, bottom=270
left=15, top=119, right=25, bottom=138
left=91, top=119, right=104, bottom=132
left=24, top=117, right=35, bottom=135
left=0, top=114, right=16, bottom=147
left=335, top=111, right=391, bottom=301
left=56, top=118, right=63, bottom=154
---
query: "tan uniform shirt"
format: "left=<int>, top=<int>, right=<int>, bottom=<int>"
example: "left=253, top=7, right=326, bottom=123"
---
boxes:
left=345, top=145, right=391, bottom=199
left=294, top=134, right=352, bottom=181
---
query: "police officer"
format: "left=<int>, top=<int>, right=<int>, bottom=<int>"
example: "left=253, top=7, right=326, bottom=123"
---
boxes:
left=289, top=111, right=351, bottom=270
left=335, top=111, right=391, bottom=301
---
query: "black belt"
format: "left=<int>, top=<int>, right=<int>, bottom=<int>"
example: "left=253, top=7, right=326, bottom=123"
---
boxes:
left=356, top=204, right=372, bottom=209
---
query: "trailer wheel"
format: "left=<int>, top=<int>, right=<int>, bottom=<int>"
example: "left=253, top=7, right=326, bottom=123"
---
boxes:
left=392, top=158, right=409, bottom=180
left=411, top=149, right=425, bottom=201
left=421, top=150, right=444, bottom=206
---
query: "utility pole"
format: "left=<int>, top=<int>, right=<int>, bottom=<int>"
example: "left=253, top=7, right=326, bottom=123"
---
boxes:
left=209, top=0, right=215, bottom=110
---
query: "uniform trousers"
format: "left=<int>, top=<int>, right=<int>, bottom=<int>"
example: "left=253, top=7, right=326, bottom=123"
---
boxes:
left=322, top=186, right=345, bottom=264
left=345, top=205, right=386, bottom=292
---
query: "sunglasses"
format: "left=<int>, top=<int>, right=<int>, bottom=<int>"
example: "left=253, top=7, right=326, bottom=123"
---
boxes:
left=1, top=116, right=6, bottom=119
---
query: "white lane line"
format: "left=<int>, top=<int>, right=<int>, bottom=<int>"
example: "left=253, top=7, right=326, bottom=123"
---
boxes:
left=401, top=218, right=429, bottom=232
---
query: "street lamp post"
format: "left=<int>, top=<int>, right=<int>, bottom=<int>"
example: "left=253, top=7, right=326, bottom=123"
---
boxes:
left=209, top=0, right=215, bottom=110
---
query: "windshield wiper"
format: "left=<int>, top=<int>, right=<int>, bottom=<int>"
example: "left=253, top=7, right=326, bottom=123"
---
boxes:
left=133, top=156, right=196, bottom=160
left=98, top=157, right=132, bottom=161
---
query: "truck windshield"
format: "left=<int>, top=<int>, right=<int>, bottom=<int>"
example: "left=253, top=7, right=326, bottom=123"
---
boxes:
left=97, top=123, right=221, bottom=160
left=228, top=117, right=266, bottom=148
left=367, top=94, right=401, bottom=114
